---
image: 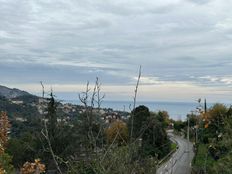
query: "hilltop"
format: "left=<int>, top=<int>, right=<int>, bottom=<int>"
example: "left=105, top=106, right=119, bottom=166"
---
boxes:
left=0, top=85, right=31, bottom=99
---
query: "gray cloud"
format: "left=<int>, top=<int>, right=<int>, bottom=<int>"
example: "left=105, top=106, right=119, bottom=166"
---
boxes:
left=188, top=0, right=211, bottom=5
left=0, top=0, right=232, bottom=101
left=0, top=62, right=130, bottom=85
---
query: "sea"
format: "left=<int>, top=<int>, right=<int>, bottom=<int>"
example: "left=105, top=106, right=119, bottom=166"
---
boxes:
left=101, top=101, right=198, bottom=120
left=63, top=100, right=209, bottom=120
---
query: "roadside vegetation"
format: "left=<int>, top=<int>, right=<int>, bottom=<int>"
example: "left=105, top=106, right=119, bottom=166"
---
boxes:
left=172, top=99, right=232, bottom=174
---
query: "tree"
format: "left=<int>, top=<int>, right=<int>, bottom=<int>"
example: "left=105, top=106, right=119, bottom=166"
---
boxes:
left=141, top=113, right=170, bottom=158
left=128, top=106, right=170, bottom=158
left=46, top=92, right=57, bottom=139
left=7, top=132, right=42, bottom=167
left=210, top=115, right=232, bottom=173
left=173, top=120, right=185, bottom=132
left=187, top=113, right=198, bottom=128
left=156, top=111, right=170, bottom=128
left=128, top=105, right=150, bottom=139
left=106, top=120, right=128, bottom=146
left=201, top=103, right=228, bottom=142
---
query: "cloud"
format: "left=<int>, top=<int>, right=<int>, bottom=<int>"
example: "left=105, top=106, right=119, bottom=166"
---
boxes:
left=7, top=81, right=232, bottom=102
left=137, top=76, right=162, bottom=85
left=0, top=0, right=232, bottom=102
left=199, top=76, right=219, bottom=82
left=215, top=18, right=232, bottom=36
left=188, top=0, right=211, bottom=5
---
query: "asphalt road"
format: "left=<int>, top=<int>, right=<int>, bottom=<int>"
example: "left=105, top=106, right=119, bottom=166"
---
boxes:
left=157, top=133, right=194, bottom=174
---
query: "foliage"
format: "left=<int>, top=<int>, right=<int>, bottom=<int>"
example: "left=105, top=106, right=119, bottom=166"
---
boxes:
left=13, top=95, right=39, bottom=104
left=171, top=143, right=177, bottom=151
left=156, top=111, right=170, bottom=128
left=0, top=112, right=14, bottom=173
left=106, top=120, right=128, bottom=145
left=193, top=103, right=232, bottom=173
left=193, top=144, right=215, bottom=168
left=20, top=159, right=46, bottom=174
left=187, top=113, right=198, bottom=128
left=128, top=106, right=170, bottom=159
left=0, top=96, right=40, bottom=120
left=7, top=132, right=42, bottom=167
left=209, top=115, right=232, bottom=173
left=10, top=118, right=42, bottom=138
left=210, top=151, right=232, bottom=174
left=46, top=93, right=57, bottom=139
left=173, top=120, right=185, bottom=132
left=0, top=112, right=10, bottom=149
left=7, top=94, right=74, bottom=171
left=141, top=113, right=170, bottom=158
left=67, top=144, right=157, bottom=174
left=0, top=153, right=14, bottom=174
left=207, top=103, right=227, bottom=136
left=128, top=105, right=150, bottom=139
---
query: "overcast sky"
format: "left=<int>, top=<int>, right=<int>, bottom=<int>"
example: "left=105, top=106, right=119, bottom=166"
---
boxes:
left=1, top=0, right=232, bottom=102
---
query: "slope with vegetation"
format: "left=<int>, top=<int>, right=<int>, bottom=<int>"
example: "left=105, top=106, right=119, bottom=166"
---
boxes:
left=172, top=100, right=232, bottom=174
left=0, top=80, right=174, bottom=173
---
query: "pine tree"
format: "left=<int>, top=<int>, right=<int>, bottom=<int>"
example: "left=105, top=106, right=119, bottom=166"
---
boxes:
left=46, top=92, right=57, bottom=139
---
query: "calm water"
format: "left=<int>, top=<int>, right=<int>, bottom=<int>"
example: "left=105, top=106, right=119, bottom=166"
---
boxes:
left=101, top=101, right=197, bottom=120
left=65, top=100, right=207, bottom=120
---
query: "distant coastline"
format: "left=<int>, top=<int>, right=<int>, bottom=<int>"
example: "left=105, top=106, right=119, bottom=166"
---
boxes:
left=62, top=100, right=215, bottom=120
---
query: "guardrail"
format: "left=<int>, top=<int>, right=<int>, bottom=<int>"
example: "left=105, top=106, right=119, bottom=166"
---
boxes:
left=158, top=135, right=179, bottom=166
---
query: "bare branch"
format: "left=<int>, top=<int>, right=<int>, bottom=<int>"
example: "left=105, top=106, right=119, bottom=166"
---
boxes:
left=100, top=130, right=120, bottom=163
left=40, top=81, right=45, bottom=98
left=130, top=65, right=142, bottom=140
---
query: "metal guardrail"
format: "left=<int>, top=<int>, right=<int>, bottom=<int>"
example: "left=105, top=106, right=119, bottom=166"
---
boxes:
left=158, top=135, right=179, bottom=166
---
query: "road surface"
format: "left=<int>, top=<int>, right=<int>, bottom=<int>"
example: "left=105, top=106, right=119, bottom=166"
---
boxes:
left=157, top=133, right=194, bottom=174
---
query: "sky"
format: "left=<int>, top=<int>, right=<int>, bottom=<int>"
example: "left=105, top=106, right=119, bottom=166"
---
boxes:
left=0, top=0, right=232, bottom=102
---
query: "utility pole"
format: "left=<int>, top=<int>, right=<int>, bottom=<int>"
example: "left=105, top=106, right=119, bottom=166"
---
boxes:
left=190, top=110, right=198, bottom=144
left=171, top=157, right=173, bottom=174
left=187, top=115, right=190, bottom=149
left=187, top=114, right=191, bottom=174
left=196, top=126, right=198, bottom=144
left=204, top=99, right=207, bottom=113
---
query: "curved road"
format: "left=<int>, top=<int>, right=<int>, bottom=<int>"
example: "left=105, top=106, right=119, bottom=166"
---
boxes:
left=157, top=133, right=194, bottom=174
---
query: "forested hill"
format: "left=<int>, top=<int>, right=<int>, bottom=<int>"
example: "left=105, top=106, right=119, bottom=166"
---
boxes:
left=0, top=85, right=41, bottom=119
left=0, top=85, right=31, bottom=99
left=0, top=96, right=41, bottom=119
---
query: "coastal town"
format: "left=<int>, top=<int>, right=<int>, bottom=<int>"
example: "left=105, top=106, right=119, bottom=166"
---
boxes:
left=9, top=96, right=130, bottom=124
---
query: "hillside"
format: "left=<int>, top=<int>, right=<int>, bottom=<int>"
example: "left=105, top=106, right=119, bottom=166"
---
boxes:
left=0, top=85, right=41, bottom=120
left=0, top=96, right=41, bottom=119
left=0, top=85, right=31, bottom=99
